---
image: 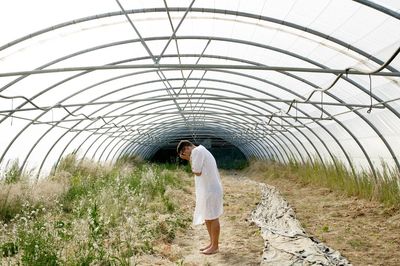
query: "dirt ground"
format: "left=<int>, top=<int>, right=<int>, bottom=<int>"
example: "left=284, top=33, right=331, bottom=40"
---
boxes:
left=247, top=172, right=400, bottom=266
left=136, top=170, right=400, bottom=265
left=173, top=174, right=264, bottom=265
left=136, top=173, right=264, bottom=265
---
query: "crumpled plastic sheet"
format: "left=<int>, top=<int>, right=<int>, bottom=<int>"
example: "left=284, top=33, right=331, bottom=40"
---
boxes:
left=251, top=184, right=352, bottom=266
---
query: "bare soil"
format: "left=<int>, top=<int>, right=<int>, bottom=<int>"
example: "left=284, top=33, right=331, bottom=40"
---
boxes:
left=136, top=173, right=264, bottom=265
left=137, top=170, right=400, bottom=265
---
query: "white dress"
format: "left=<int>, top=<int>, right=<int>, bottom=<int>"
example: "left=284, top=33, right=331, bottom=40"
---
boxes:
left=190, top=145, right=224, bottom=225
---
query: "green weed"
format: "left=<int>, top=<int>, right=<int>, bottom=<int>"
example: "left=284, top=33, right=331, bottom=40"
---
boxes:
left=4, top=160, right=22, bottom=184
left=0, top=155, right=192, bottom=265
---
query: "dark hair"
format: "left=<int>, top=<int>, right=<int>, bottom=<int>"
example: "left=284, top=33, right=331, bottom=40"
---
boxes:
left=177, top=140, right=194, bottom=154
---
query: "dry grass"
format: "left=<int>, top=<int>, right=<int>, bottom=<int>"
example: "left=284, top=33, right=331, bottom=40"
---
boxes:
left=0, top=180, right=67, bottom=223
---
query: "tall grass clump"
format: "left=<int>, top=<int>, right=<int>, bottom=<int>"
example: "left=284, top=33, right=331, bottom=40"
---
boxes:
left=247, top=158, right=400, bottom=208
left=1, top=154, right=192, bottom=265
left=374, top=161, right=400, bottom=207
left=3, top=159, right=23, bottom=184
left=0, top=160, right=29, bottom=222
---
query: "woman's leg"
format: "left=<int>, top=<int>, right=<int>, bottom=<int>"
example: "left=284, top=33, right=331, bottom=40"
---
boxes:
left=202, top=218, right=220, bottom=254
left=200, top=220, right=212, bottom=251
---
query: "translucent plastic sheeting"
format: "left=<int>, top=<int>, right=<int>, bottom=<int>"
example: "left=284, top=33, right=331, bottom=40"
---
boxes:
left=0, top=0, right=399, bottom=178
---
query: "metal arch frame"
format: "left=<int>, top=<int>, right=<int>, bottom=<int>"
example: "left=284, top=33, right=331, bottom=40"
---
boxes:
left=98, top=114, right=277, bottom=162
left=85, top=106, right=272, bottom=158
left=1, top=6, right=398, bottom=74
left=2, top=96, right=383, bottom=114
left=0, top=51, right=388, bottom=178
left=114, top=0, right=198, bottom=139
left=105, top=116, right=277, bottom=162
left=48, top=65, right=396, bottom=180
left=121, top=126, right=267, bottom=162
left=99, top=99, right=314, bottom=165
left=0, top=29, right=396, bottom=174
left=34, top=69, right=378, bottom=180
left=44, top=89, right=300, bottom=176
left=48, top=72, right=332, bottom=170
left=0, top=65, right=372, bottom=177
left=0, top=50, right=360, bottom=176
left=2, top=64, right=400, bottom=77
left=104, top=120, right=266, bottom=162
left=24, top=52, right=383, bottom=179
left=30, top=79, right=276, bottom=175
left=353, top=0, right=400, bottom=20
left=50, top=77, right=332, bottom=177
left=124, top=125, right=264, bottom=160
left=1, top=52, right=396, bottom=172
left=127, top=139, right=256, bottom=162
left=44, top=86, right=286, bottom=171
left=64, top=96, right=291, bottom=166
left=25, top=33, right=395, bottom=177
left=99, top=103, right=293, bottom=162
left=1, top=28, right=397, bottom=174
left=0, top=10, right=398, bottom=175
left=113, top=122, right=272, bottom=161
left=121, top=126, right=283, bottom=162
left=81, top=90, right=307, bottom=165
left=106, top=117, right=294, bottom=163
left=38, top=93, right=281, bottom=176
left=93, top=93, right=312, bottom=163
left=12, top=60, right=318, bottom=177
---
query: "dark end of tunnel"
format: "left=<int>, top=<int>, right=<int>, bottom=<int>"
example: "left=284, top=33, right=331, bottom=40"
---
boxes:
left=149, top=138, right=249, bottom=170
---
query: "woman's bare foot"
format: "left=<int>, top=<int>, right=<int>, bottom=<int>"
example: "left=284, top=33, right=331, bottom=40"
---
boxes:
left=202, top=246, right=219, bottom=255
left=199, top=243, right=211, bottom=251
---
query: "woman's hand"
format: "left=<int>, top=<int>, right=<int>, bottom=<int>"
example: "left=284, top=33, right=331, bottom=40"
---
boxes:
left=179, top=151, right=190, bottom=161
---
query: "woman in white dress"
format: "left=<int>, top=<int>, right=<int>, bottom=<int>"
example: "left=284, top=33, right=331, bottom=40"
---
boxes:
left=177, top=140, right=223, bottom=255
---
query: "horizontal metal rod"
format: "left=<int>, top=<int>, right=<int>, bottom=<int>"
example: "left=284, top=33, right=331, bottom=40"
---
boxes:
left=33, top=111, right=332, bottom=124
left=123, top=135, right=267, bottom=141
left=123, top=135, right=264, bottom=142
left=122, top=139, right=254, bottom=146
left=112, top=127, right=288, bottom=137
left=117, top=130, right=283, bottom=137
left=70, top=120, right=291, bottom=130
left=1, top=112, right=300, bottom=135
left=123, top=130, right=263, bottom=142
left=77, top=124, right=283, bottom=137
left=0, top=64, right=399, bottom=77
left=0, top=96, right=385, bottom=113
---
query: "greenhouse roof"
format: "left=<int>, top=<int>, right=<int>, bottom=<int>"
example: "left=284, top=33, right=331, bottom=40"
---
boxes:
left=0, top=0, right=399, bottom=177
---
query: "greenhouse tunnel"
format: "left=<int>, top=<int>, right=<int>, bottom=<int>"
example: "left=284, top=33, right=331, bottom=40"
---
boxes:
left=0, top=0, right=399, bottom=180
left=150, top=136, right=248, bottom=169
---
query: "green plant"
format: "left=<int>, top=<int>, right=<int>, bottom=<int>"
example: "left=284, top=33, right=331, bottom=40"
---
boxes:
left=0, top=191, right=24, bottom=222
left=176, top=259, right=185, bottom=266
left=1, top=242, right=18, bottom=257
left=88, top=201, right=106, bottom=262
left=18, top=220, right=59, bottom=266
left=4, top=159, right=22, bottom=184
left=1, top=156, right=192, bottom=264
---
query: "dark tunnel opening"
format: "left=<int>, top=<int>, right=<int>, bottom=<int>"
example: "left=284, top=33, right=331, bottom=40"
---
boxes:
left=149, top=137, right=249, bottom=170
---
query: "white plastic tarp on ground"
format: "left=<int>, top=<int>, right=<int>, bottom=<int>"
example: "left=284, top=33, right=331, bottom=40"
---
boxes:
left=252, top=184, right=351, bottom=266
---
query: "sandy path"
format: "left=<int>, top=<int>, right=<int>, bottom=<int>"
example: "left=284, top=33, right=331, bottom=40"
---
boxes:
left=173, top=173, right=264, bottom=265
